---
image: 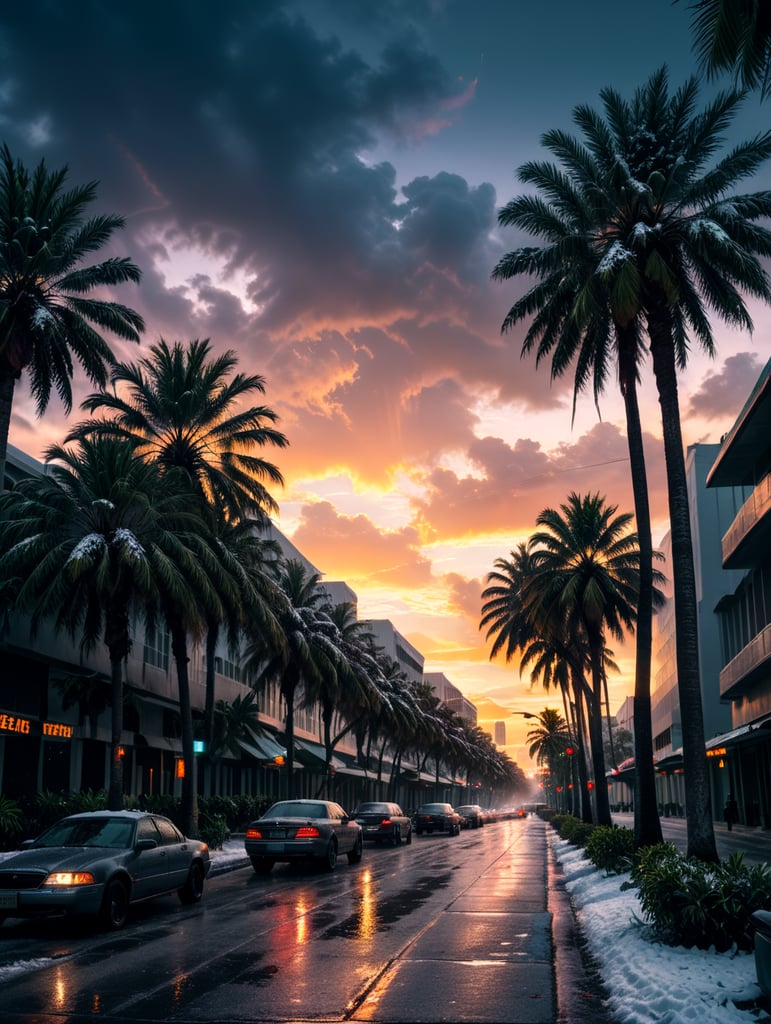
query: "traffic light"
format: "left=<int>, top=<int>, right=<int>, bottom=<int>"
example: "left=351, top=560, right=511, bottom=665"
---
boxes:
left=565, top=746, right=574, bottom=756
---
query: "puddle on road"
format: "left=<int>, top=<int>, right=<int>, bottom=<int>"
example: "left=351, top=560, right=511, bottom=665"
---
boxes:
left=321, top=872, right=452, bottom=939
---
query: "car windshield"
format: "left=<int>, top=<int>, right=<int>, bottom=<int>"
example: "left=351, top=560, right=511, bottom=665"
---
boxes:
left=419, top=804, right=449, bottom=813
left=355, top=803, right=389, bottom=814
left=35, top=818, right=135, bottom=849
left=263, top=802, right=327, bottom=820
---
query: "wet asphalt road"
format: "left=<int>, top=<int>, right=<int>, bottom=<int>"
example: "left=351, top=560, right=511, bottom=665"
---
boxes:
left=0, top=816, right=606, bottom=1024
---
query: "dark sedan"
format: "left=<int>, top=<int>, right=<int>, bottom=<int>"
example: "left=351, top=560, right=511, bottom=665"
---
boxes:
left=244, top=799, right=363, bottom=874
left=455, top=804, right=486, bottom=829
left=352, top=801, right=413, bottom=845
left=0, top=810, right=210, bottom=930
left=414, top=802, right=462, bottom=836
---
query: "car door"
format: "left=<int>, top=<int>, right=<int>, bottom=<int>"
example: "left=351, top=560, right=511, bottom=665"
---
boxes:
left=153, top=816, right=191, bottom=890
left=132, top=817, right=170, bottom=900
left=329, top=802, right=355, bottom=852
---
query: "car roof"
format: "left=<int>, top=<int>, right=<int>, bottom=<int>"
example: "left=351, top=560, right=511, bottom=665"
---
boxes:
left=64, top=810, right=153, bottom=820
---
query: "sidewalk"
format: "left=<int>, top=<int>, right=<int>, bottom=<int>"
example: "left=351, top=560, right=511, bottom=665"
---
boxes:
left=344, top=816, right=612, bottom=1024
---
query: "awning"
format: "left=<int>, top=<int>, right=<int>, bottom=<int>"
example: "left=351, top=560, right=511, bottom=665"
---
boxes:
left=238, top=733, right=287, bottom=762
left=295, top=739, right=328, bottom=766
left=706, top=713, right=771, bottom=751
left=294, top=740, right=367, bottom=776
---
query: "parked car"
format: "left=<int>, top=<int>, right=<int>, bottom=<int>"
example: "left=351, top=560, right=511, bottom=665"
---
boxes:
left=454, top=804, right=486, bottom=829
left=244, top=799, right=363, bottom=874
left=0, top=810, right=211, bottom=930
left=352, top=801, right=412, bottom=845
left=413, top=802, right=462, bottom=836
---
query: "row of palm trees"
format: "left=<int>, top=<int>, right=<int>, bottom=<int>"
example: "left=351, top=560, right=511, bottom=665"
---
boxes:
left=0, top=336, right=525, bottom=835
left=480, top=492, right=661, bottom=828
left=491, top=32, right=771, bottom=858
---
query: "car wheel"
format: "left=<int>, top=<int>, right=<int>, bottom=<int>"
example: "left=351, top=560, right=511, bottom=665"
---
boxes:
left=250, top=856, right=274, bottom=875
left=347, top=834, right=363, bottom=864
left=391, top=826, right=401, bottom=847
left=323, top=839, right=338, bottom=871
left=101, top=879, right=129, bottom=930
left=405, top=827, right=412, bottom=844
left=179, top=861, right=205, bottom=904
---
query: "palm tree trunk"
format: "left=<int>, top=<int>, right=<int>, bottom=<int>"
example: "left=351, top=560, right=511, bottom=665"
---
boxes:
left=648, top=307, right=718, bottom=863
left=107, top=657, right=124, bottom=810
left=618, top=331, right=663, bottom=847
left=203, top=621, right=218, bottom=798
left=586, top=630, right=612, bottom=826
left=171, top=625, right=198, bottom=838
left=570, top=667, right=593, bottom=823
left=0, top=369, right=17, bottom=491
left=282, top=671, right=299, bottom=799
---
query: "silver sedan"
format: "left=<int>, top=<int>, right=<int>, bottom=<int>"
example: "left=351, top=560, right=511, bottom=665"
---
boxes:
left=245, top=799, right=363, bottom=874
left=0, top=810, right=210, bottom=930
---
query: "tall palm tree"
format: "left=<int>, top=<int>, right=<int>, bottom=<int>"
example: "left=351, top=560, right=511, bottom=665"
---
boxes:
left=0, top=145, right=144, bottom=488
left=0, top=437, right=201, bottom=809
left=244, top=559, right=335, bottom=798
left=685, top=0, right=771, bottom=97
left=525, top=493, right=643, bottom=827
left=494, top=67, right=771, bottom=860
left=67, top=337, right=289, bottom=824
left=67, top=337, right=288, bottom=522
left=526, top=708, right=571, bottom=808
left=480, top=542, right=538, bottom=664
left=482, top=542, right=592, bottom=822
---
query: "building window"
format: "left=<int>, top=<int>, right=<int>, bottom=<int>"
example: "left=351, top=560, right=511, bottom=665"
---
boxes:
left=144, top=623, right=170, bottom=671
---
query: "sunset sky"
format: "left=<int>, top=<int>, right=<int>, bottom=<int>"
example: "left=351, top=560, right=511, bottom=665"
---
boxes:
left=2, top=0, right=769, bottom=768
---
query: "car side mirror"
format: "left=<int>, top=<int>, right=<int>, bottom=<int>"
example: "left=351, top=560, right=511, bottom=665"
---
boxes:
left=135, top=838, right=158, bottom=852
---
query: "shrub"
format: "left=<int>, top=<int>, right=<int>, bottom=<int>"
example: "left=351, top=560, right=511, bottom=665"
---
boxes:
left=67, top=789, right=107, bottom=813
left=585, top=825, right=635, bottom=875
left=554, top=814, right=594, bottom=847
left=199, top=813, right=230, bottom=850
left=629, top=844, right=771, bottom=951
left=0, top=794, right=24, bottom=850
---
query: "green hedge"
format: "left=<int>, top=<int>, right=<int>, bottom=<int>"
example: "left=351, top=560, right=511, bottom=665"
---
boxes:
left=627, top=843, right=771, bottom=952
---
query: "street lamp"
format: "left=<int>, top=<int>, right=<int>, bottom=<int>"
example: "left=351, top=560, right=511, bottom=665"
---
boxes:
left=511, top=711, right=537, bottom=719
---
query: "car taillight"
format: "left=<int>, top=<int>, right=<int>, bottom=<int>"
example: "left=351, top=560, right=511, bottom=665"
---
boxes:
left=295, top=826, right=321, bottom=838
left=380, top=818, right=392, bottom=826
left=246, top=827, right=264, bottom=840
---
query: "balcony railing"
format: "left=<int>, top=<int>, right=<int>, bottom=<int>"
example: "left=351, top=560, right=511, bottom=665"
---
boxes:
left=720, top=622, right=771, bottom=699
left=722, top=471, right=771, bottom=568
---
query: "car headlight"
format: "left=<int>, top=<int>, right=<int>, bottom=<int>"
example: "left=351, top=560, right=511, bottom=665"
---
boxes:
left=43, top=872, right=96, bottom=886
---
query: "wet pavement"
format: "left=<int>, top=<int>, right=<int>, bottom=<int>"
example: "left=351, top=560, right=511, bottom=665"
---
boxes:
left=346, top=816, right=615, bottom=1024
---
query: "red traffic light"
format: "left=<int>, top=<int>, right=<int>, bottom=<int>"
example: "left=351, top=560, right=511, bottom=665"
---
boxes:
left=565, top=746, right=574, bottom=756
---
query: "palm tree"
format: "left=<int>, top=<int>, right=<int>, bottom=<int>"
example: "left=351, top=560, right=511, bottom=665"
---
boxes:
left=67, top=337, right=289, bottom=823
left=202, top=518, right=284, bottom=778
left=0, top=145, right=144, bottom=488
left=525, top=493, right=643, bottom=827
left=67, top=337, right=288, bottom=522
left=685, top=0, right=771, bottom=97
left=526, top=708, right=571, bottom=809
left=244, top=559, right=334, bottom=798
left=492, top=133, right=662, bottom=845
left=480, top=542, right=538, bottom=664
left=494, top=67, right=771, bottom=860
left=0, top=437, right=200, bottom=809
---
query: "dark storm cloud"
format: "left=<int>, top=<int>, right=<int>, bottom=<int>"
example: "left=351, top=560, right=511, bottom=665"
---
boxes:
left=686, top=352, right=766, bottom=421
left=0, top=1, right=481, bottom=338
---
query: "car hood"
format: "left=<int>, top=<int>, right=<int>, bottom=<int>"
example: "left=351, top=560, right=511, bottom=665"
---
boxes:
left=0, top=846, right=125, bottom=874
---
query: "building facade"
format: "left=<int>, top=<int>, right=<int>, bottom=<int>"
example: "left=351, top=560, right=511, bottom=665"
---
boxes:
left=705, top=358, right=771, bottom=828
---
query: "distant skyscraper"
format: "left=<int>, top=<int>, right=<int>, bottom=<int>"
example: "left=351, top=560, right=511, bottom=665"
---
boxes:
left=494, top=721, right=506, bottom=747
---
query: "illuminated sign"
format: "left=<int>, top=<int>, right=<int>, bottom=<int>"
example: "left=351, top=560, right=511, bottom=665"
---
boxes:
left=0, top=714, right=31, bottom=734
left=706, top=747, right=727, bottom=758
left=42, top=721, right=74, bottom=739
left=175, top=757, right=185, bottom=779
left=0, top=715, right=74, bottom=739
